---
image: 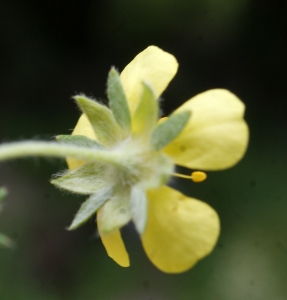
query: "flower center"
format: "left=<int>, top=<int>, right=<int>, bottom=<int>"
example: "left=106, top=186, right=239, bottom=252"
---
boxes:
left=115, top=139, right=174, bottom=190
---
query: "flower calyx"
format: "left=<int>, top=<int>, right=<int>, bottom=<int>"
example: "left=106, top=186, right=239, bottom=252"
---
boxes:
left=51, top=67, right=190, bottom=234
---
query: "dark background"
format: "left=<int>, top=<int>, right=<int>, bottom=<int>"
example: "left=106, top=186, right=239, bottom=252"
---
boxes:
left=0, top=0, right=287, bottom=299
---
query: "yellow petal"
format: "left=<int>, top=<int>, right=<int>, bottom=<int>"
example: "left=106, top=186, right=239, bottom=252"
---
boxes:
left=163, top=89, right=249, bottom=170
left=141, top=186, right=220, bottom=273
left=120, top=46, right=178, bottom=114
left=97, top=213, right=130, bottom=267
left=66, top=114, right=97, bottom=170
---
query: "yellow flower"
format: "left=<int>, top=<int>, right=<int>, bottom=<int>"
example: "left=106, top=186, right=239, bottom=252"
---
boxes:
left=56, top=46, right=248, bottom=273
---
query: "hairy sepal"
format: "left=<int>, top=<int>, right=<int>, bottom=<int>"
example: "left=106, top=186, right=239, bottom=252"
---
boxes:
left=151, top=111, right=190, bottom=151
left=132, top=82, right=158, bottom=138
left=74, top=95, right=124, bottom=147
left=130, top=185, right=147, bottom=234
left=69, top=187, right=113, bottom=230
left=51, top=162, right=115, bottom=194
left=97, top=188, right=131, bottom=233
left=107, top=68, right=131, bottom=134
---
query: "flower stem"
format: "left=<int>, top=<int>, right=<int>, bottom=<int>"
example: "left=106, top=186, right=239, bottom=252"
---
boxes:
left=0, top=141, right=120, bottom=165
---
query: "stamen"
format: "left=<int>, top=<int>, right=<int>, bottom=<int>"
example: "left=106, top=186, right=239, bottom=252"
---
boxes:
left=173, top=171, right=207, bottom=183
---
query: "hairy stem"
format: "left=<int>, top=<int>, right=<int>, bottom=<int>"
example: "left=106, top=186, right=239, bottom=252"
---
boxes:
left=0, top=141, right=120, bottom=165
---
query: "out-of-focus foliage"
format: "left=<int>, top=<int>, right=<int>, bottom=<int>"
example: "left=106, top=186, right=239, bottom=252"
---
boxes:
left=0, top=188, right=14, bottom=248
left=0, top=0, right=287, bottom=299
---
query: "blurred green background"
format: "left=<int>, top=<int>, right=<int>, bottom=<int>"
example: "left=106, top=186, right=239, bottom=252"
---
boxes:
left=0, top=0, right=287, bottom=299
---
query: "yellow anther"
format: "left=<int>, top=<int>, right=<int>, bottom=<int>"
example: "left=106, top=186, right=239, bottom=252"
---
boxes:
left=173, top=171, right=207, bottom=183
left=191, top=171, right=207, bottom=183
left=158, top=117, right=168, bottom=124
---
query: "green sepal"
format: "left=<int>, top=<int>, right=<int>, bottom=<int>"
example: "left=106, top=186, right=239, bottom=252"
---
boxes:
left=107, top=68, right=131, bottom=134
left=132, top=82, right=158, bottom=138
left=56, top=135, right=104, bottom=149
left=151, top=111, right=191, bottom=151
left=97, top=188, right=131, bottom=233
left=74, top=95, right=124, bottom=146
left=69, top=187, right=113, bottom=230
left=130, top=185, right=147, bottom=234
left=51, top=162, right=115, bottom=194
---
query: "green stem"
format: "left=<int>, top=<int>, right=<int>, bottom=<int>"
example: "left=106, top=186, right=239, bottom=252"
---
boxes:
left=0, top=141, right=120, bottom=165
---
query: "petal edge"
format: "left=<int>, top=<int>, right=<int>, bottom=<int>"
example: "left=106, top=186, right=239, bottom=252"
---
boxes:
left=142, top=186, right=220, bottom=273
left=97, top=215, right=130, bottom=267
left=163, top=89, right=249, bottom=170
left=120, top=46, right=178, bottom=114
